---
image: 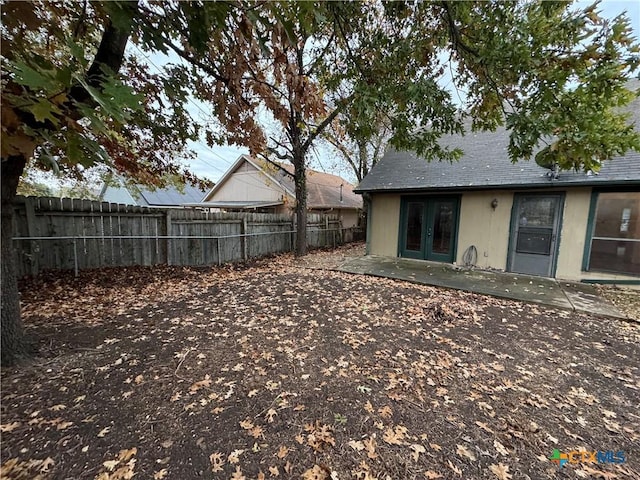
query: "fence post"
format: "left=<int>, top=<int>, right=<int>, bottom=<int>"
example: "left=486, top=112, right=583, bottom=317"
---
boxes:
left=291, top=217, right=296, bottom=253
left=73, top=237, right=79, bottom=277
left=24, top=197, right=39, bottom=276
left=241, top=217, right=248, bottom=261
left=165, top=210, right=172, bottom=265
left=324, top=215, right=329, bottom=248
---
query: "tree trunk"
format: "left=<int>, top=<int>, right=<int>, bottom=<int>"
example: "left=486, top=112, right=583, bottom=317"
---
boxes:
left=292, top=155, right=307, bottom=256
left=1, top=155, right=28, bottom=366
left=357, top=137, right=368, bottom=182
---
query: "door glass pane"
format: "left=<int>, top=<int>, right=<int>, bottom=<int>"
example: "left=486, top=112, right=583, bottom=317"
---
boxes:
left=432, top=201, right=453, bottom=254
left=517, top=197, right=557, bottom=227
left=405, top=202, right=423, bottom=251
left=516, top=228, right=552, bottom=254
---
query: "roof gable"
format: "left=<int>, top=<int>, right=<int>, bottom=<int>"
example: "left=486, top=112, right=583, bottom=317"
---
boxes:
left=206, top=155, right=362, bottom=209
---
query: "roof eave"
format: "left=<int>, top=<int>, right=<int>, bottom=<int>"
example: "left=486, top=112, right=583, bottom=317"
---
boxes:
left=355, top=178, right=640, bottom=194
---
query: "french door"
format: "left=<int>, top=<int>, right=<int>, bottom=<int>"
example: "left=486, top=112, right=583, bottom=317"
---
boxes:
left=399, top=196, right=459, bottom=262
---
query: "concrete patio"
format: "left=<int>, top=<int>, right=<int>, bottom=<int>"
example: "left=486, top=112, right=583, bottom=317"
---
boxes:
left=337, top=255, right=627, bottom=319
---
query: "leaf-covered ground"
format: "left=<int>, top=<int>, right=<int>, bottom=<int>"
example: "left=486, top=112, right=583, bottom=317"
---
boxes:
left=2, top=244, right=639, bottom=480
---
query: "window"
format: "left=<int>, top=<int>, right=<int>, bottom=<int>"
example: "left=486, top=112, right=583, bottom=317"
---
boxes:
left=585, top=191, right=640, bottom=275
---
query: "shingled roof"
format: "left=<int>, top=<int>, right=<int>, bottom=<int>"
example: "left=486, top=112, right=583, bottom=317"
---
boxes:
left=356, top=83, right=640, bottom=193
left=276, top=162, right=362, bottom=209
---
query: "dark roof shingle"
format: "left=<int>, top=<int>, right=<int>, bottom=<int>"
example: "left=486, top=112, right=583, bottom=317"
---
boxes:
left=356, top=82, right=640, bottom=193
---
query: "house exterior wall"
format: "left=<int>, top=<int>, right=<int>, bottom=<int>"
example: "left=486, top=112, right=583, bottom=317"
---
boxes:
left=337, top=209, right=359, bottom=229
left=369, top=194, right=401, bottom=256
left=555, top=188, right=592, bottom=280
left=368, top=187, right=639, bottom=283
left=456, top=191, right=514, bottom=270
left=209, top=161, right=290, bottom=203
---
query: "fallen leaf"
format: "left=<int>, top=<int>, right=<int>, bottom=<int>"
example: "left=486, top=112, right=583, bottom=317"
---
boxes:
left=410, top=443, right=426, bottom=461
left=228, top=449, right=244, bottom=464
left=0, top=422, right=20, bottom=433
left=489, top=463, right=512, bottom=480
left=377, top=405, right=393, bottom=419
left=153, top=469, right=168, bottom=479
left=456, top=444, right=476, bottom=461
left=266, top=408, right=277, bottom=423
left=276, top=445, right=289, bottom=459
left=364, top=401, right=374, bottom=413
left=447, top=459, right=462, bottom=476
left=240, top=419, right=254, bottom=430
left=103, top=460, right=120, bottom=471
left=363, top=437, right=378, bottom=459
left=302, top=465, right=329, bottom=480
left=382, top=425, right=407, bottom=445
left=494, top=440, right=509, bottom=456
left=209, top=452, right=224, bottom=472
left=348, top=440, right=365, bottom=451
left=56, top=421, right=73, bottom=430
left=231, top=466, right=246, bottom=480
left=425, top=471, right=443, bottom=479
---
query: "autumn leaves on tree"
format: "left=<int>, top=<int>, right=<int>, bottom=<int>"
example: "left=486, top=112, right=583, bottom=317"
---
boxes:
left=2, top=1, right=640, bottom=364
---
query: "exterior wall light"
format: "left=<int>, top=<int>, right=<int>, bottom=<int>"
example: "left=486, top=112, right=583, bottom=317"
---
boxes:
left=491, top=198, right=499, bottom=210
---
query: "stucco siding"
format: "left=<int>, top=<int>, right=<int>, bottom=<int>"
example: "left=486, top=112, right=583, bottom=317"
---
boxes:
left=456, top=191, right=514, bottom=269
left=370, top=194, right=400, bottom=256
left=555, top=188, right=592, bottom=280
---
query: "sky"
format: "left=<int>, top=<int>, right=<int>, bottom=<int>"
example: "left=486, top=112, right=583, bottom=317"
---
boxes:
left=179, top=0, right=640, bottom=185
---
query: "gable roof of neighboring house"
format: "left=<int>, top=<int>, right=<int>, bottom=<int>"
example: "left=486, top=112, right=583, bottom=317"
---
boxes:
left=356, top=82, right=640, bottom=193
left=203, top=155, right=362, bottom=209
left=101, top=181, right=207, bottom=206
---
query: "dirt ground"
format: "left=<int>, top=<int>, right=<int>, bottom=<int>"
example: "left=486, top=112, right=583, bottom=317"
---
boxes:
left=2, top=244, right=639, bottom=480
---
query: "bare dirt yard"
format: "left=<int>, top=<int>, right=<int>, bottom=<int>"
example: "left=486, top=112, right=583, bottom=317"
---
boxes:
left=2, top=244, right=639, bottom=480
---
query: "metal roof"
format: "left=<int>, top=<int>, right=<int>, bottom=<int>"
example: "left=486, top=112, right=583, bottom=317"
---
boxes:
left=183, top=200, right=284, bottom=209
left=137, top=184, right=207, bottom=206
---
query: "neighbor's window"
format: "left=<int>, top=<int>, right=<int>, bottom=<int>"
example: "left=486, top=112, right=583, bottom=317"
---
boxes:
left=587, top=192, right=640, bottom=275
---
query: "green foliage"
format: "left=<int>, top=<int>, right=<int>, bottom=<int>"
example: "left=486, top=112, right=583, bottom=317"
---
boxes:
left=3, top=0, right=639, bottom=189
left=327, top=1, right=639, bottom=173
left=2, top=1, right=205, bottom=189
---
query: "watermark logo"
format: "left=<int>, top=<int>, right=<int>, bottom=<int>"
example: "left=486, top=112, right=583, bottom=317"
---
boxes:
left=549, top=449, right=568, bottom=467
left=549, top=449, right=626, bottom=467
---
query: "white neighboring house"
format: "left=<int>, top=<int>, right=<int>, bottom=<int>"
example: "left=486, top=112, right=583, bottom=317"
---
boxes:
left=100, top=179, right=207, bottom=207
left=193, top=155, right=363, bottom=228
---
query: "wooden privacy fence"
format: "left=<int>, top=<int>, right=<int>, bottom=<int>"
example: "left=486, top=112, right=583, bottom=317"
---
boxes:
left=11, top=196, right=361, bottom=277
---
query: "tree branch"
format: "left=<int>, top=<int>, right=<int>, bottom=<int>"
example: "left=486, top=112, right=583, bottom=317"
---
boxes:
left=67, top=1, right=138, bottom=106
left=302, top=100, right=350, bottom=152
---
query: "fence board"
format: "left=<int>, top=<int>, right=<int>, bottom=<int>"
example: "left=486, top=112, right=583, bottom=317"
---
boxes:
left=12, top=196, right=361, bottom=276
